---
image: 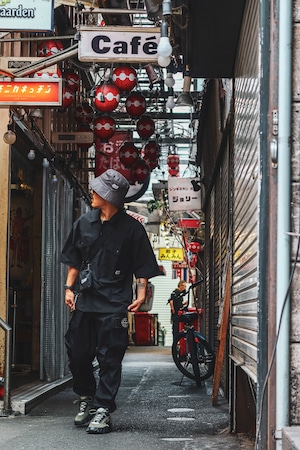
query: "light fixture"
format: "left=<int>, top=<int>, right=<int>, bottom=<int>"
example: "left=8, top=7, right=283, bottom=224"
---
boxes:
left=30, top=108, right=43, bottom=119
left=3, top=111, right=16, bottom=145
left=157, top=55, right=171, bottom=68
left=157, top=20, right=172, bottom=58
left=52, top=174, right=58, bottom=183
left=166, top=88, right=175, bottom=109
left=27, top=149, right=36, bottom=160
left=175, top=68, right=194, bottom=108
left=42, top=157, right=50, bottom=168
left=145, top=64, right=159, bottom=85
left=3, top=129, right=16, bottom=145
left=165, top=72, right=175, bottom=88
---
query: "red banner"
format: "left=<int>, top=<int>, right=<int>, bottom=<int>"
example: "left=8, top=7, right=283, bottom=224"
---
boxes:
left=95, top=131, right=132, bottom=178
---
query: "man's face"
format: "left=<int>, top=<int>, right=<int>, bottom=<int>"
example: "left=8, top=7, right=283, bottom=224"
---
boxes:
left=179, top=284, right=186, bottom=292
left=90, top=190, right=107, bottom=209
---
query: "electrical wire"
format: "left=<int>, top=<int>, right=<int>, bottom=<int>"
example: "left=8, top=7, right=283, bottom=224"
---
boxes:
left=254, top=233, right=300, bottom=449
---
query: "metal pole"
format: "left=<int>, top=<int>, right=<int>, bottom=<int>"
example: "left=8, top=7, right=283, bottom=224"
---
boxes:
left=0, top=318, right=12, bottom=415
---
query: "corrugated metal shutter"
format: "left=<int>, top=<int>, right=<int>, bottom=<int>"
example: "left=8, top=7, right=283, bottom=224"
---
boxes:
left=231, top=0, right=259, bottom=381
left=150, top=259, right=179, bottom=347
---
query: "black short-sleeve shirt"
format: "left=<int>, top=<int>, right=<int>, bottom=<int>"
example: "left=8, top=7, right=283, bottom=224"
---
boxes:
left=61, top=208, right=161, bottom=313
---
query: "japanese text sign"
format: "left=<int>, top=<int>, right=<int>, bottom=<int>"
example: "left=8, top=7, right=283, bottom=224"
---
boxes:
left=158, top=248, right=184, bottom=262
left=168, top=177, right=202, bottom=212
left=0, top=78, right=62, bottom=105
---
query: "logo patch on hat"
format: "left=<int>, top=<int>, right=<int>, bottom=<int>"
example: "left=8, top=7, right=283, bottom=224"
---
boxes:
left=112, top=183, right=120, bottom=190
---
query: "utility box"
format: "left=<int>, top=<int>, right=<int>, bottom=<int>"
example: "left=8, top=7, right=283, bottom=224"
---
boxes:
left=134, top=312, right=158, bottom=346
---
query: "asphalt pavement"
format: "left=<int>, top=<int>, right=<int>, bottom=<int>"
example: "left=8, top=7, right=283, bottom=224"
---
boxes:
left=0, top=346, right=254, bottom=449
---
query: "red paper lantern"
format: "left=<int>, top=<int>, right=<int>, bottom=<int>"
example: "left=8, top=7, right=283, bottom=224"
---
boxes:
left=37, top=40, right=63, bottom=57
left=76, top=125, right=92, bottom=149
left=136, top=116, right=155, bottom=140
left=112, top=65, right=137, bottom=92
left=167, top=154, right=180, bottom=169
left=94, top=83, right=120, bottom=112
left=93, top=116, right=116, bottom=140
left=143, top=141, right=160, bottom=161
left=125, top=92, right=146, bottom=118
left=189, top=254, right=198, bottom=268
left=119, top=142, right=140, bottom=167
left=64, top=70, right=80, bottom=93
left=33, top=69, right=61, bottom=79
left=146, top=158, right=159, bottom=171
left=62, top=87, right=74, bottom=109
left=168, top=167, right=179, bottom=177
left=131, top=159, right=151, bottom=183
left=75, top=103, right=94, bottom=125
left=189, top=241, right=201, bottom=253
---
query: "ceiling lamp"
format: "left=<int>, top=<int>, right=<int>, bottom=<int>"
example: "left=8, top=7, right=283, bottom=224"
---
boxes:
left=165, top=72, right=175, bottom=88
left=136, top=116, right=155, bottom=140
left=94, top=83, right=120, bottom=112
left=125, top=92, right=146, bottom=118
left=37, top=40, right=63, bottom=57
left=166, top=88, right=175, bottom=109
left=143, top=141, right=160, bottom=162
left=64, top=69, right=80, bottom=93
left=119, top=142, right=140, bottom=167
left=131, top=159, right=151, bottom=184
left=157, top=20, right=172, bottom=58
left=112, top=66, right=137, bottom=92
left=176, top=68, right=194, bottom=107
left=61, top=87, right=74, bottom=109
left=75, top=102, right=94, bottom=125
left=3, top=111, right=16, bottom=145
left=27, top=149, right=36, bottom=160
left=93, top=116, right=116, bottom=140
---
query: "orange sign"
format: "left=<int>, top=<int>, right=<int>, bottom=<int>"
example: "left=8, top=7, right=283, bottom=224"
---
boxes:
left=0, top=78, right=62, bottom=106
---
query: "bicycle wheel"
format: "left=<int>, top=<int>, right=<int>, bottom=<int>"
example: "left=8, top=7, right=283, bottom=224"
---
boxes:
left=172, top=331, right=215, bottom=383
left=188, top=331, right=201, bottom=386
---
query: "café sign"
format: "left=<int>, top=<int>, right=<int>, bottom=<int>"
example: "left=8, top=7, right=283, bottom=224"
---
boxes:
left=0, top=0, right=54, bottom=32
left=78, top=26, right=160, bottom=63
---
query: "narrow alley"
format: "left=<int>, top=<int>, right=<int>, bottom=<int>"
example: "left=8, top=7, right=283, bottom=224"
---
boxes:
left=0, top=346, right=254, bottom=450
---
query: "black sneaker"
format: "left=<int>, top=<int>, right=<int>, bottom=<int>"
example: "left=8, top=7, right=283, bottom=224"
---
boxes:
left=86, top=407, right=111, bottom=434
left=74, top=396, right=94, bottom=426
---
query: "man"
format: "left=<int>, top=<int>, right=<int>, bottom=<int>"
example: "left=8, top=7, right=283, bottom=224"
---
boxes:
left=169, top=280, right=188, bottom=336
left=61, top=169, right=161, bottom=435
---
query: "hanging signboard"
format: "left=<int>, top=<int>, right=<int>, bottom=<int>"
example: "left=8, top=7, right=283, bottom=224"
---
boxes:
left=0, top=0, right=54, bottom=32
left=0, top=57, right=57, bottom=74
left=78, top=26, right=160, bottom=63
left=158, top=247, right=184, bottom=262
left=0, top=78, right=62, bottom=106
left=168, top=177, right=202, bottom=212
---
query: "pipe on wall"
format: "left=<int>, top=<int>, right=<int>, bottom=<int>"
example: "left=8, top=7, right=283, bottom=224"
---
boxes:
left=276, top=0, right=292, bottom=447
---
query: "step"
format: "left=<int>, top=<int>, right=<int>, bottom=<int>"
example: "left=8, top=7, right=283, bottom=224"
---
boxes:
left=0, top=374, right=72, bottom=415
left=283, top=427, right=300, bottom=450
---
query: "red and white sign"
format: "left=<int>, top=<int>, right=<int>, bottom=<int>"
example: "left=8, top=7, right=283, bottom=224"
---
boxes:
left=78, top=26, right=160, bottom=63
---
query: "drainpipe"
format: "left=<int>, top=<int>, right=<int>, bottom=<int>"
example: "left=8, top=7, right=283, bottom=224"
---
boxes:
left=276, top=0, right=292, bottom=447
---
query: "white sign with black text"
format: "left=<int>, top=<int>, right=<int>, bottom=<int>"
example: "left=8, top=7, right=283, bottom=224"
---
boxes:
left=0, top=0, right=54, bottom=31
left=78, top=26, right=160, bottom=63
left=168, top=177, right=202, bottom=212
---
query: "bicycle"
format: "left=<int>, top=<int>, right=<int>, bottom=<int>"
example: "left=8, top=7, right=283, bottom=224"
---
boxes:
left=171, top=280, right=215, bottom=386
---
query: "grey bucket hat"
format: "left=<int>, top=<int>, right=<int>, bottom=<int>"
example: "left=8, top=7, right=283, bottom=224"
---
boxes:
left=89, top=169, right=130, bottom=208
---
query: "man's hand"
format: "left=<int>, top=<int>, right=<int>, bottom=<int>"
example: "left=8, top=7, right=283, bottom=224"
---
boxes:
left=128, top=298, right=145, bottom=313
left=65, top=289, right=76, bottom=312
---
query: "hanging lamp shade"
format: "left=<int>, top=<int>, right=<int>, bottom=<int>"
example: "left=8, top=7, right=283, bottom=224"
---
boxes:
left=136, top=116, right=155, bottom=140
left=167, top=154, right=180, bottom=168
left=189, top=241, right=201, bottom=254
left=75, top=102, right=94, bottom=125
left=119, top=142, right=140, bottom=167
left=112, top=65, right=137, bottom=92
left=94, top=83, right=120, bottom=112
left=143, top=141, right=160, bottom=162
left=93, top=116, right=116, bottom=140
left=125, top=92, right=146, bottom=118
left=131, top=159, right=151, bottom=184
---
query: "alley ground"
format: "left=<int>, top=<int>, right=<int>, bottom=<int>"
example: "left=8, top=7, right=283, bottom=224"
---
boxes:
left=0, top=346, right=254, bottom=449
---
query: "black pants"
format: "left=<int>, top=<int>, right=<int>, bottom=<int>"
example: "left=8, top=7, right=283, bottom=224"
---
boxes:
left=65, top=310, right=129, bottom=412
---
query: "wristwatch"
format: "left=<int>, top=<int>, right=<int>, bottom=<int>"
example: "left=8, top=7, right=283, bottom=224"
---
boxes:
left=64, top=285, right=74, bottom=290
